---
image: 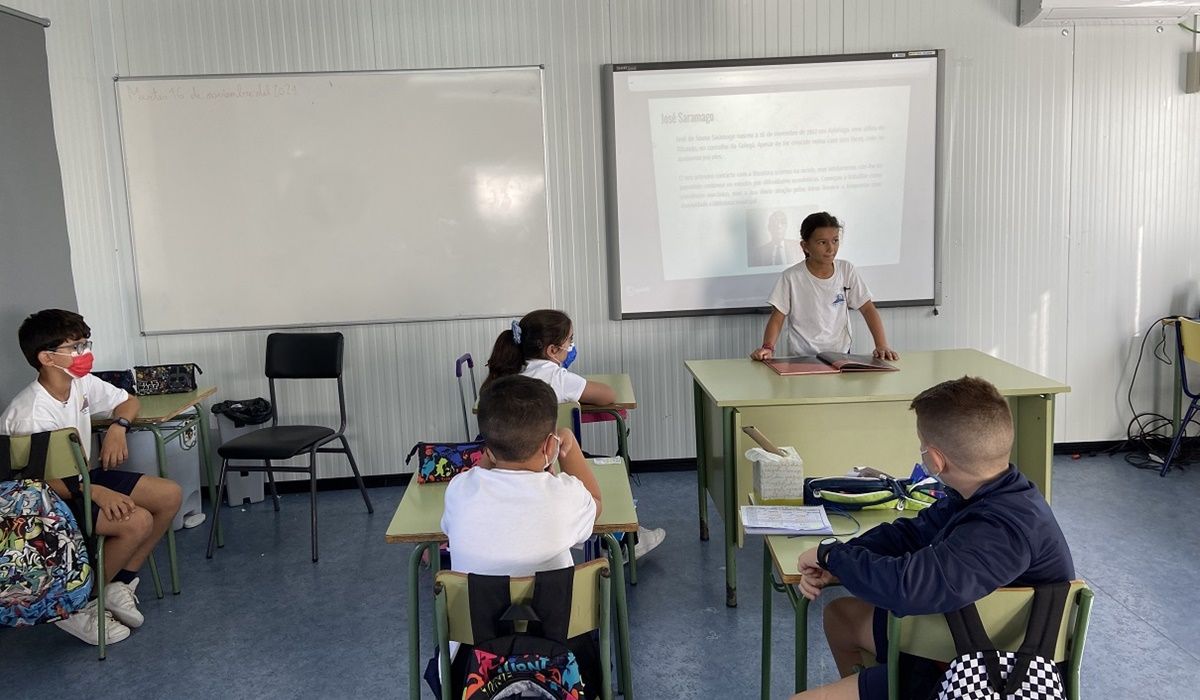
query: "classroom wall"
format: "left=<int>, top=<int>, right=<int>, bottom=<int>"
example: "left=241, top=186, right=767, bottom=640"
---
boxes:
left=8, top=0, right=1200, bottom=477
left=0, top=9, right=78, bottom=402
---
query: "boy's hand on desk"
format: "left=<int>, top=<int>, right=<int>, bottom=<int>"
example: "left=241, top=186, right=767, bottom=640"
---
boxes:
left=797, top=570, right=838, bottom=601
left=99, top=428, right=129, bottom=469
left=750, top=347, right=774, bottom=361
left=873, top=346, right=899, bottom=361
left=797, top=546, right=820, bottom=573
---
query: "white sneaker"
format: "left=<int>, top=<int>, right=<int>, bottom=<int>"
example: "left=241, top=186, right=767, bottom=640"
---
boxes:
left=633, top=526, right=666, bottom=559
left=54, top=600, right=131, bottom=645
left=105, top=578, right=144, bottom=628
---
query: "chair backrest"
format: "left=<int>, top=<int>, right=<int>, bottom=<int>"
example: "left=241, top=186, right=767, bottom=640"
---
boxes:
left=265, top=332, right=344, bottom=379
left=894, top=580, right=1091, bottom=664
left=558, top=401, right=581, bottom=441
left=264, top=332, right=348, bottom=430
left=3, top=428, right=87, bottom=482
left=1177, top=318, right=1200, bottom=398
left=434, top=558, right=610, bottom=645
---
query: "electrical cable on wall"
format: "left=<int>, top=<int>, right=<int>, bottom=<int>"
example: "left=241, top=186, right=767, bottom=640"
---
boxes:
left=1118, top=317, right=1199, bottom=471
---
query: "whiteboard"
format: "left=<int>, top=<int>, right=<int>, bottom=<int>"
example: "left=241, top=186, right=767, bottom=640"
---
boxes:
left=116, top=68, right=552, bottom=334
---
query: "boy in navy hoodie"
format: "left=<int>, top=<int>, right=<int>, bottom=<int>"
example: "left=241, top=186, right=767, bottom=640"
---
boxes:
left=791, top=376, right=1075, bottom=700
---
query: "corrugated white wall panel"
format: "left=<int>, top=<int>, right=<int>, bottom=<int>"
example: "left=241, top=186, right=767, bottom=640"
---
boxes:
left=844, top=0, right=1075, bottom=439
left=1067, top=23, right=1200, bottom=441
left=9, top=0, right=1196, bottom=476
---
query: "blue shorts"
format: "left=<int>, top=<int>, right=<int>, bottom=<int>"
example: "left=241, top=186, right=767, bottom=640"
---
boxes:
left=66, top=468, right=144, bottom=525
left=858, top=607, right=946, bottom=700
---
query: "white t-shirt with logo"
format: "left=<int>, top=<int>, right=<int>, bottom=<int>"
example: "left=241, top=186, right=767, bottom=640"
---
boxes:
left=0, top=374, right=129, bottom=460
left=441, top=466, right=596, bottom=576
left=520, top=359, right=587, bottom=403
left=767, top=259, right=872, bottom=356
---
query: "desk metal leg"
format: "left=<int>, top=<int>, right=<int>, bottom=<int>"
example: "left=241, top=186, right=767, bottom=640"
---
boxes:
left=785, top=582, right=809, bottom=692
left=195, top=407, right=222, bottom=548
left=627, top=536, right=637, bottom=586
left=723, top=407, right=737, bottom=608
left=1013, top=394, right=1055, bottom=502
left=408, top=542, right=434, bottom=700
left=761, top=543, right=772, bottom=700
left=148, top=425, right=181, bottom=595
left=603, top=533, right=633, bottom=699
left=603, top=409, right=637, bottom=586
left=693, top=382, right=710, bottom=542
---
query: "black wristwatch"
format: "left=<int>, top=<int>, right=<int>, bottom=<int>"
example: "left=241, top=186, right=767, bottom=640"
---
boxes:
left=816, top=537, right=840, bottom=570
left=112, top=416, right=133, bottom=431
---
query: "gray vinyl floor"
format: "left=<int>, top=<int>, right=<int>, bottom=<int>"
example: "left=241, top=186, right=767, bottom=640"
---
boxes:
left=3, top=453, right=1198, bottom=698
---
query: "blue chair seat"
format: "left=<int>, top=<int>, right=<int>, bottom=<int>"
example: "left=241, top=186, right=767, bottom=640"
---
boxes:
left=217, top=425, right=335, bottom=460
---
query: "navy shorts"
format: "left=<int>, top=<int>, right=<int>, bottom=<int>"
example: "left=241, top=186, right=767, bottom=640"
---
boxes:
left=66, top=468, right=144, bottom=525
left=858, top=607, right=946, bottom=700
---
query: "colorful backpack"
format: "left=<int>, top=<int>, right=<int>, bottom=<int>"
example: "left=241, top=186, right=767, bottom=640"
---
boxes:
left=460, top=567, right=598, bottom=699
left=0, top=432, right=94, bottom=627
left=405, top=441, right=485, bottom=484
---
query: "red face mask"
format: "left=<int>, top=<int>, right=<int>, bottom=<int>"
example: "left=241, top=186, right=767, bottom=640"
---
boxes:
left=52, top=350, right=94, bottom=378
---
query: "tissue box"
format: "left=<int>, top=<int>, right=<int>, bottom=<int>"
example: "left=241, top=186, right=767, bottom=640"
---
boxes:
left=749, top=446, right=805, bottom=501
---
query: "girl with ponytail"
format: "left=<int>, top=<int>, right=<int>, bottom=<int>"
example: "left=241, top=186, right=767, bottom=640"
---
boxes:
left=483, top=309, right=615, bottom=406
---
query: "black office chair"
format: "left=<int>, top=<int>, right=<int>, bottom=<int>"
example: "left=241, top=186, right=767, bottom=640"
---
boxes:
left=205, top=332, right=373, bottom=561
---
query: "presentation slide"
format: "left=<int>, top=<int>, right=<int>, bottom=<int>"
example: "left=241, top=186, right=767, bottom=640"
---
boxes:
left=607, top=53, right=940, bottom=317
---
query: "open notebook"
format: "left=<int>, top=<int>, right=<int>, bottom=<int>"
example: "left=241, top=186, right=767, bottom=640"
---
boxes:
left=764, top=352, right=898, bottom=376
left=740, top=505, right=833, bottom=536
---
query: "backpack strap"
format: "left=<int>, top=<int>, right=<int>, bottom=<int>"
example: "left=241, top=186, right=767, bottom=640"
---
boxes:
left=0, top=434, right=11, bottom=481
left=945, top=602, right=1006, bottom=694
left=528, top=566, right=575, bottom=643
left=1001, top=582, right=1071, bottom=696
left=467, top=573, right=515, bottom=643
left=0, top=432, right=52, bottom=482
left=404, top=443, right=422, bottom=465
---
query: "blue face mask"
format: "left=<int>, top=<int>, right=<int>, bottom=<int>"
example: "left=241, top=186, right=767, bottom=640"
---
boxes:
left=562, top=343, right=577, bottom=369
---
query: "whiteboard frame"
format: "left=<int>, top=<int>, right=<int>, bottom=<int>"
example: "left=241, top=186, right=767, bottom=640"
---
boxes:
left=602, top=50, right=945, bottom=320
left=113, top=65, right=555, bottom=336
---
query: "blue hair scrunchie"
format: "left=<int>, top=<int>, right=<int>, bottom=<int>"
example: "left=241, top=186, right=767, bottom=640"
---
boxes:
left=510, top=319, right=523, bottom=345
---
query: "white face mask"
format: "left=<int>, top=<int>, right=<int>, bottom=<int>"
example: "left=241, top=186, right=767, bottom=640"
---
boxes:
left=920, top=447, right=944, bottom=485
left=543, top=433, right=562, bottom=471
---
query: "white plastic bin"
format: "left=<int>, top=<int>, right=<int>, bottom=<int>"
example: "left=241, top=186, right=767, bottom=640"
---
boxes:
left=212, top=412, right=266, bottom=506
left=103, top=414, right=205, bottom=531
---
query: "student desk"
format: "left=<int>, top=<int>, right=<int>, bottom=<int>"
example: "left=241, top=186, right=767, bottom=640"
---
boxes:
left=94, top=386, right=220, bottom=594
left=385, top=461, right=639, bottom=700
left=582, top=373, right=641, bottom=583
left=760, top=509, right=917, bottom=696
left=580, top=372, right=637, bottom=465
left=686, top=349, right=1069, bottom=607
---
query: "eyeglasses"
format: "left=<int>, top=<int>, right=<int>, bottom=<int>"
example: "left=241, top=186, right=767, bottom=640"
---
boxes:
left=50, top=340, right=93, bottom=355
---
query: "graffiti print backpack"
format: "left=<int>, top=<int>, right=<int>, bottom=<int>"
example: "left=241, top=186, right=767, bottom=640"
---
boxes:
left=405, top=440, right=485, bottom=484
left=460, top=567, right=600, bottom=699
left=0, top=432, right=94, bottom=627
left=937, top=582, right=1071, bottom=700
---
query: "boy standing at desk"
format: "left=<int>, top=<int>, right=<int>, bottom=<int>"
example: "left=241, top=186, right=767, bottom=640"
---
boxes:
left=442, top=374, right=601, bottom=575
left=790, top=376, right=1074, bottom=700
left=0, top=309, right=181, bottom=645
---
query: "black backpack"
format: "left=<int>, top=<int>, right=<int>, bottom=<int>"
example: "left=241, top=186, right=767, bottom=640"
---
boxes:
left=211, top=398, right=273, bottom=428
left=936, top=582, right=1071, bottom=700
left=455, top=567, right=601, bottom=699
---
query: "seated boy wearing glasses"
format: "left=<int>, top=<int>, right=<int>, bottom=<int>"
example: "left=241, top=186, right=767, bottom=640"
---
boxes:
left=789, top=376, right=1074, bottom=700
left=0, top=309, right=181, bottom=646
